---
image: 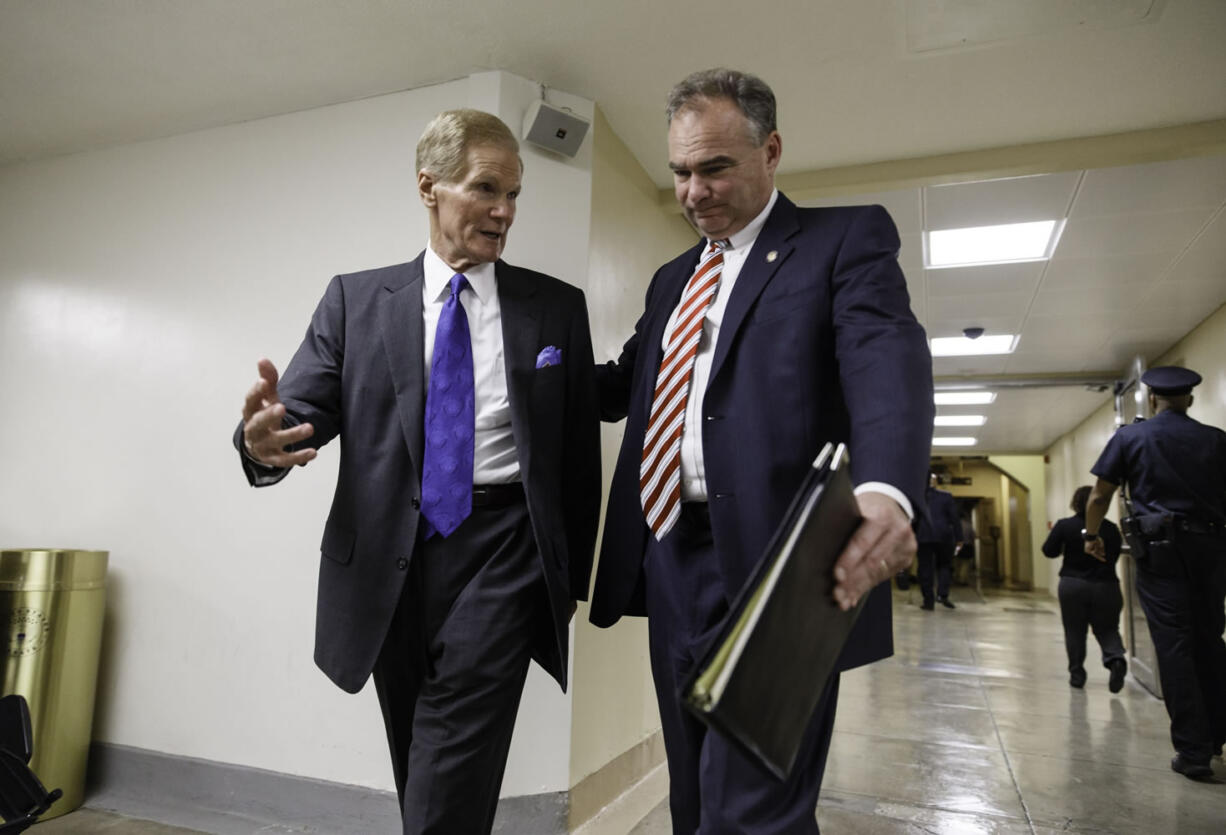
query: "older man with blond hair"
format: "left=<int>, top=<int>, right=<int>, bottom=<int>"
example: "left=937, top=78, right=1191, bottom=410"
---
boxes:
left=234, top=108, right=600, bottom=833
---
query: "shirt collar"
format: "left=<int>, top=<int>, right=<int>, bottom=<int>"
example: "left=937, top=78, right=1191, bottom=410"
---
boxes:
left=711, top=188, right=779, bottom=252
left=424, top=246, right=497, bottom=303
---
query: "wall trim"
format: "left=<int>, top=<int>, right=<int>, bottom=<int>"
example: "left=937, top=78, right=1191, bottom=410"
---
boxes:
left=85, top=743, right=567, bottom=834
left=568, top=730, right=665, bottom=829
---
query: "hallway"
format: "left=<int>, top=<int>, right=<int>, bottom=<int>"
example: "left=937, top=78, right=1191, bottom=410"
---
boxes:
left=620, top=588, right=1226, bottom=834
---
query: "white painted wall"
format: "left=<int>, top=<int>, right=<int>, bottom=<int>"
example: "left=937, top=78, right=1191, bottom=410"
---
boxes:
left=0, top=71, right=592, bottom=797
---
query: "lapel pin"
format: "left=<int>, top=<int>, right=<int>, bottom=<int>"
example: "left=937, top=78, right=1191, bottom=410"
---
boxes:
left=766, top=250, right=778, bottom=263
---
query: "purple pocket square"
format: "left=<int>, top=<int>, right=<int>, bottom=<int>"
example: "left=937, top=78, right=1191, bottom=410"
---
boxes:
left=536, top=346, right=562, bottom=369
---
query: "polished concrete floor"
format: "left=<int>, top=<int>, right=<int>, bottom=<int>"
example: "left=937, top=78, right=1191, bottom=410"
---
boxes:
left=29, top=588, right=1226, bottom=833
left=626, top=587, right=1226, bottom=834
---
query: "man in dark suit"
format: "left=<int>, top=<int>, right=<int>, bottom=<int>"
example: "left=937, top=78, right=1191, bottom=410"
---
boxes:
left=234, top=109, right=600, bottom=833
left=590, top=69, right=933, bottom=833
left=917, top=472, right=963, bottom=610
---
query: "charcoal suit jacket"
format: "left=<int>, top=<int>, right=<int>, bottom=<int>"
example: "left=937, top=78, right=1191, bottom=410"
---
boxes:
left=235, top=253, right=600, bottom=693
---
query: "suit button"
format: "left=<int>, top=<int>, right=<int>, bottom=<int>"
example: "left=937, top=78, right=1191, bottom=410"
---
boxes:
left=411, top=497, right=420, bottom=509
left=397, top=558, right=408, bottom=570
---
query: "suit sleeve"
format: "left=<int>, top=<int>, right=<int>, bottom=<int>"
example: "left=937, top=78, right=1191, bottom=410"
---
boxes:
left=563, top=292, right=602, bottom=600
left=595, top=264, right=668, bottom=422
left=831, top=205, right=934, bottom=510
left=232, top=275, right=347, bottom=487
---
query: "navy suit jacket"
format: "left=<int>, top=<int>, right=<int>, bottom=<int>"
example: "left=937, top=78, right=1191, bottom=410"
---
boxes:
left=917, top=487, right=960, bottom=546
left=590, top=195, right=932, bottom=672
left=235, top=254, right=600, bottom=693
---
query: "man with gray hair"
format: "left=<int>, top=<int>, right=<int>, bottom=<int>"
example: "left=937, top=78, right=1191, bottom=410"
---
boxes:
left=591, top=69, right=932, bottom=831
left=234, top=108, right=600, bottom=832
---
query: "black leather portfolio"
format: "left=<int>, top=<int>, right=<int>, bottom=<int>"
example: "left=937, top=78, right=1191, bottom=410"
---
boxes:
left=683, top=442, right=866, bottom=780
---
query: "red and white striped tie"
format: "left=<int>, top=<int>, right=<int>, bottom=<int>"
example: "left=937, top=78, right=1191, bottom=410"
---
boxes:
left=640, top=239, right=728, bottom=539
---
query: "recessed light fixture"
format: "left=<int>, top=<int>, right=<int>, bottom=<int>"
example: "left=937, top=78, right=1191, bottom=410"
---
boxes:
left=935, top=415, right=987, bottom=426
left=933, top=437, right=977, bottom=446
left=925, top=219, right=1064, bottom=269
left=930, top=334, right=1018, bottom=356
left=935, top=391, right=996, bottom=405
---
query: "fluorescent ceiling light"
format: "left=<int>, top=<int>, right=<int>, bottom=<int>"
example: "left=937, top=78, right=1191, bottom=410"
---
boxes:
left=930, top=334, right=1018, bottom=356
left=935, top=415, right=987, bottom=427
left=933, top=437, right=977, bottom=446
left=925, top=219, right=1063, bottom=268
left=935, top=391, right=996, bottom=405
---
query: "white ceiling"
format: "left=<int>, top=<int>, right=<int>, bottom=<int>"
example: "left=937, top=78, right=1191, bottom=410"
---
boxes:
left=3, top=0, right=1226, bottom=454
left=807, top=153, right=1226, bottom=450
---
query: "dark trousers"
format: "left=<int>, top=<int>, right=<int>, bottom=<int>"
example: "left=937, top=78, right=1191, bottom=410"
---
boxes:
left=1135, top=533, right=1226, bottom=763
left=371, top=498, right=546, bottom=834
left=1056, top=576, right=1125, bottom=676
left=916, top=542, right=953, bottom=604
left=645, top=503, right=839, bottom=834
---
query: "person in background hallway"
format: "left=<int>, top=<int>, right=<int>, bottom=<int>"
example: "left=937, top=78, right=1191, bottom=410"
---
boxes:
left=1042, top=485, right=1126, bottom=692
left=916, top=472, right=961, bottom=610
left=233, top=109, right=600, bottom=832
left=589, top=68, right=933, bottom=833
left=1084, top=365, right=1226, bottom=781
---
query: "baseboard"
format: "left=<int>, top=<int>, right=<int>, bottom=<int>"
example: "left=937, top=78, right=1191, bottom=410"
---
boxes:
left=85, top=742, right=567, bottom=834
left=568, top=731, right=665, bottom=829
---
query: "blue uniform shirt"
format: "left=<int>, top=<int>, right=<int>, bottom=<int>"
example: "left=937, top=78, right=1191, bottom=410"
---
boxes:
left=1091, top=410, right=1226, bottom=526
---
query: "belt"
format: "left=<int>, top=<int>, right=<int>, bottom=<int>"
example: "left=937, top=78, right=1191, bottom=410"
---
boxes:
left=471, top=482, right=525, bottom=508
left=1174, top=517, right=1225, bottom=537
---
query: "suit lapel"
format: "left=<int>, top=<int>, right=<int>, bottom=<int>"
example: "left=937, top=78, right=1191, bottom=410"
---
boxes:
left=709, top=195, right=800, bottom=383
left=638, top=243, right=704, bottom=416
left=495, top=262, right=542, bottom=484
left=378, top=253, right=427, bottom=480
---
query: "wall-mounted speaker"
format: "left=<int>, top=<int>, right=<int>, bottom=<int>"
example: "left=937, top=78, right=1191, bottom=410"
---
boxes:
left=522, top=100, right=590, bottom=158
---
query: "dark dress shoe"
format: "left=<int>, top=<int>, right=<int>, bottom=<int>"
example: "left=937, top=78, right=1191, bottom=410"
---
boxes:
left=1069, top=669, right=1087, bottom=688
left=920, top=600, right=935, bottom=611
left=1108, top=658, right=1127, bottom=693
left=1171, top=754, right=1214, bottom=780
left=938, top=597, right=956, bottom=609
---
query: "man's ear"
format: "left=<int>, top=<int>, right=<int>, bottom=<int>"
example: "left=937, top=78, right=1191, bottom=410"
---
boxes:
left=418, top=169, right=437, bottom=208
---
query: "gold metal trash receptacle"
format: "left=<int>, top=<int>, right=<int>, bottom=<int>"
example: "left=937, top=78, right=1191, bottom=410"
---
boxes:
left=0, top=549, right=108, bottom=820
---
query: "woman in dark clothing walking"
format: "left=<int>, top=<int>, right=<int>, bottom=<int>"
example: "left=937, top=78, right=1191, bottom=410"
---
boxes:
left=1042, top=485, right=1128, bottom=692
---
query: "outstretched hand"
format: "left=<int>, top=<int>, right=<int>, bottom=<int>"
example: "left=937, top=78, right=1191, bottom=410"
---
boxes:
left=831, top=491, right=916, bottom=611
left=241, top=359, right=316, bottom=468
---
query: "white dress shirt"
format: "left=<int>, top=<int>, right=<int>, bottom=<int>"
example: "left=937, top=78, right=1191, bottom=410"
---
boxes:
left=423, top=247, right=520, bottom=484
left=664, top=191, right=912, bottom=518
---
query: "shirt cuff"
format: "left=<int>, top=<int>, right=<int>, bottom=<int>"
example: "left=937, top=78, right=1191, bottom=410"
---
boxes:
left=854, top=482, right=914, bottom=521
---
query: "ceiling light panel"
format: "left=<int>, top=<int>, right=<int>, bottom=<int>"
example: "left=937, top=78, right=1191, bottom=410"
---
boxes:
left=930, top=334, right=1018, bottom=356
left=935, top=415, right=987, bottom=426
left=925, top=220, right=1064, bottom=268
left=935, top=391, right=996, bottom=405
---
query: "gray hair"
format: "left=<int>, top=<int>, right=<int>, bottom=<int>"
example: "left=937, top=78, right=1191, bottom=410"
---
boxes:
left=416, top=109, right=520, bottom=183
left=665, top=68, right=777, bottom=146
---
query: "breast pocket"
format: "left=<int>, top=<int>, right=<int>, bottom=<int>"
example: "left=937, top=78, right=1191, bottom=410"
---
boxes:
left=750, top=286, right=820, bottom=325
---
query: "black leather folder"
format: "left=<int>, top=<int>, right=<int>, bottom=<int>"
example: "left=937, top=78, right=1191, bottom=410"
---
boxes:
left=683, top=442, right=866, bottom=780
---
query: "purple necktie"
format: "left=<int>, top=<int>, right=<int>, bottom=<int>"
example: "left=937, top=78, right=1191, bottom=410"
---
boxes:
left=421, top=274, right=474, bottom=539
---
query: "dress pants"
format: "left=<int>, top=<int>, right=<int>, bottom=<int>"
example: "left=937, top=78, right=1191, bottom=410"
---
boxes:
left=1056, top=576, right=1125, bottom=677
left=645, top=502, right=840, bottom=835
left=916, top=542, right=953, bottom=605
left=1135, top=533, right=1226, bottom=764
left=371, top=498, right=546, bottom=834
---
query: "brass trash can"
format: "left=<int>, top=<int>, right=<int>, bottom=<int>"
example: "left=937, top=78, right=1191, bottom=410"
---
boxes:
left=0, top=549, right=108, bottom=820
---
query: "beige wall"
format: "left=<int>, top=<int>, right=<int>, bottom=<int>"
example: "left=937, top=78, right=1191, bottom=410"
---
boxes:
left=569, top=108, right=696, bottom=788
left=990, top=455, right=1050, bottom=592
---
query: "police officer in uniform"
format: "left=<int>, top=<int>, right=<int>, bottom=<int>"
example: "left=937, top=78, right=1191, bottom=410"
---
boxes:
left=917, top=472, right=962, bottom=610
left=1084, top=366, right=1226, bottom=780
